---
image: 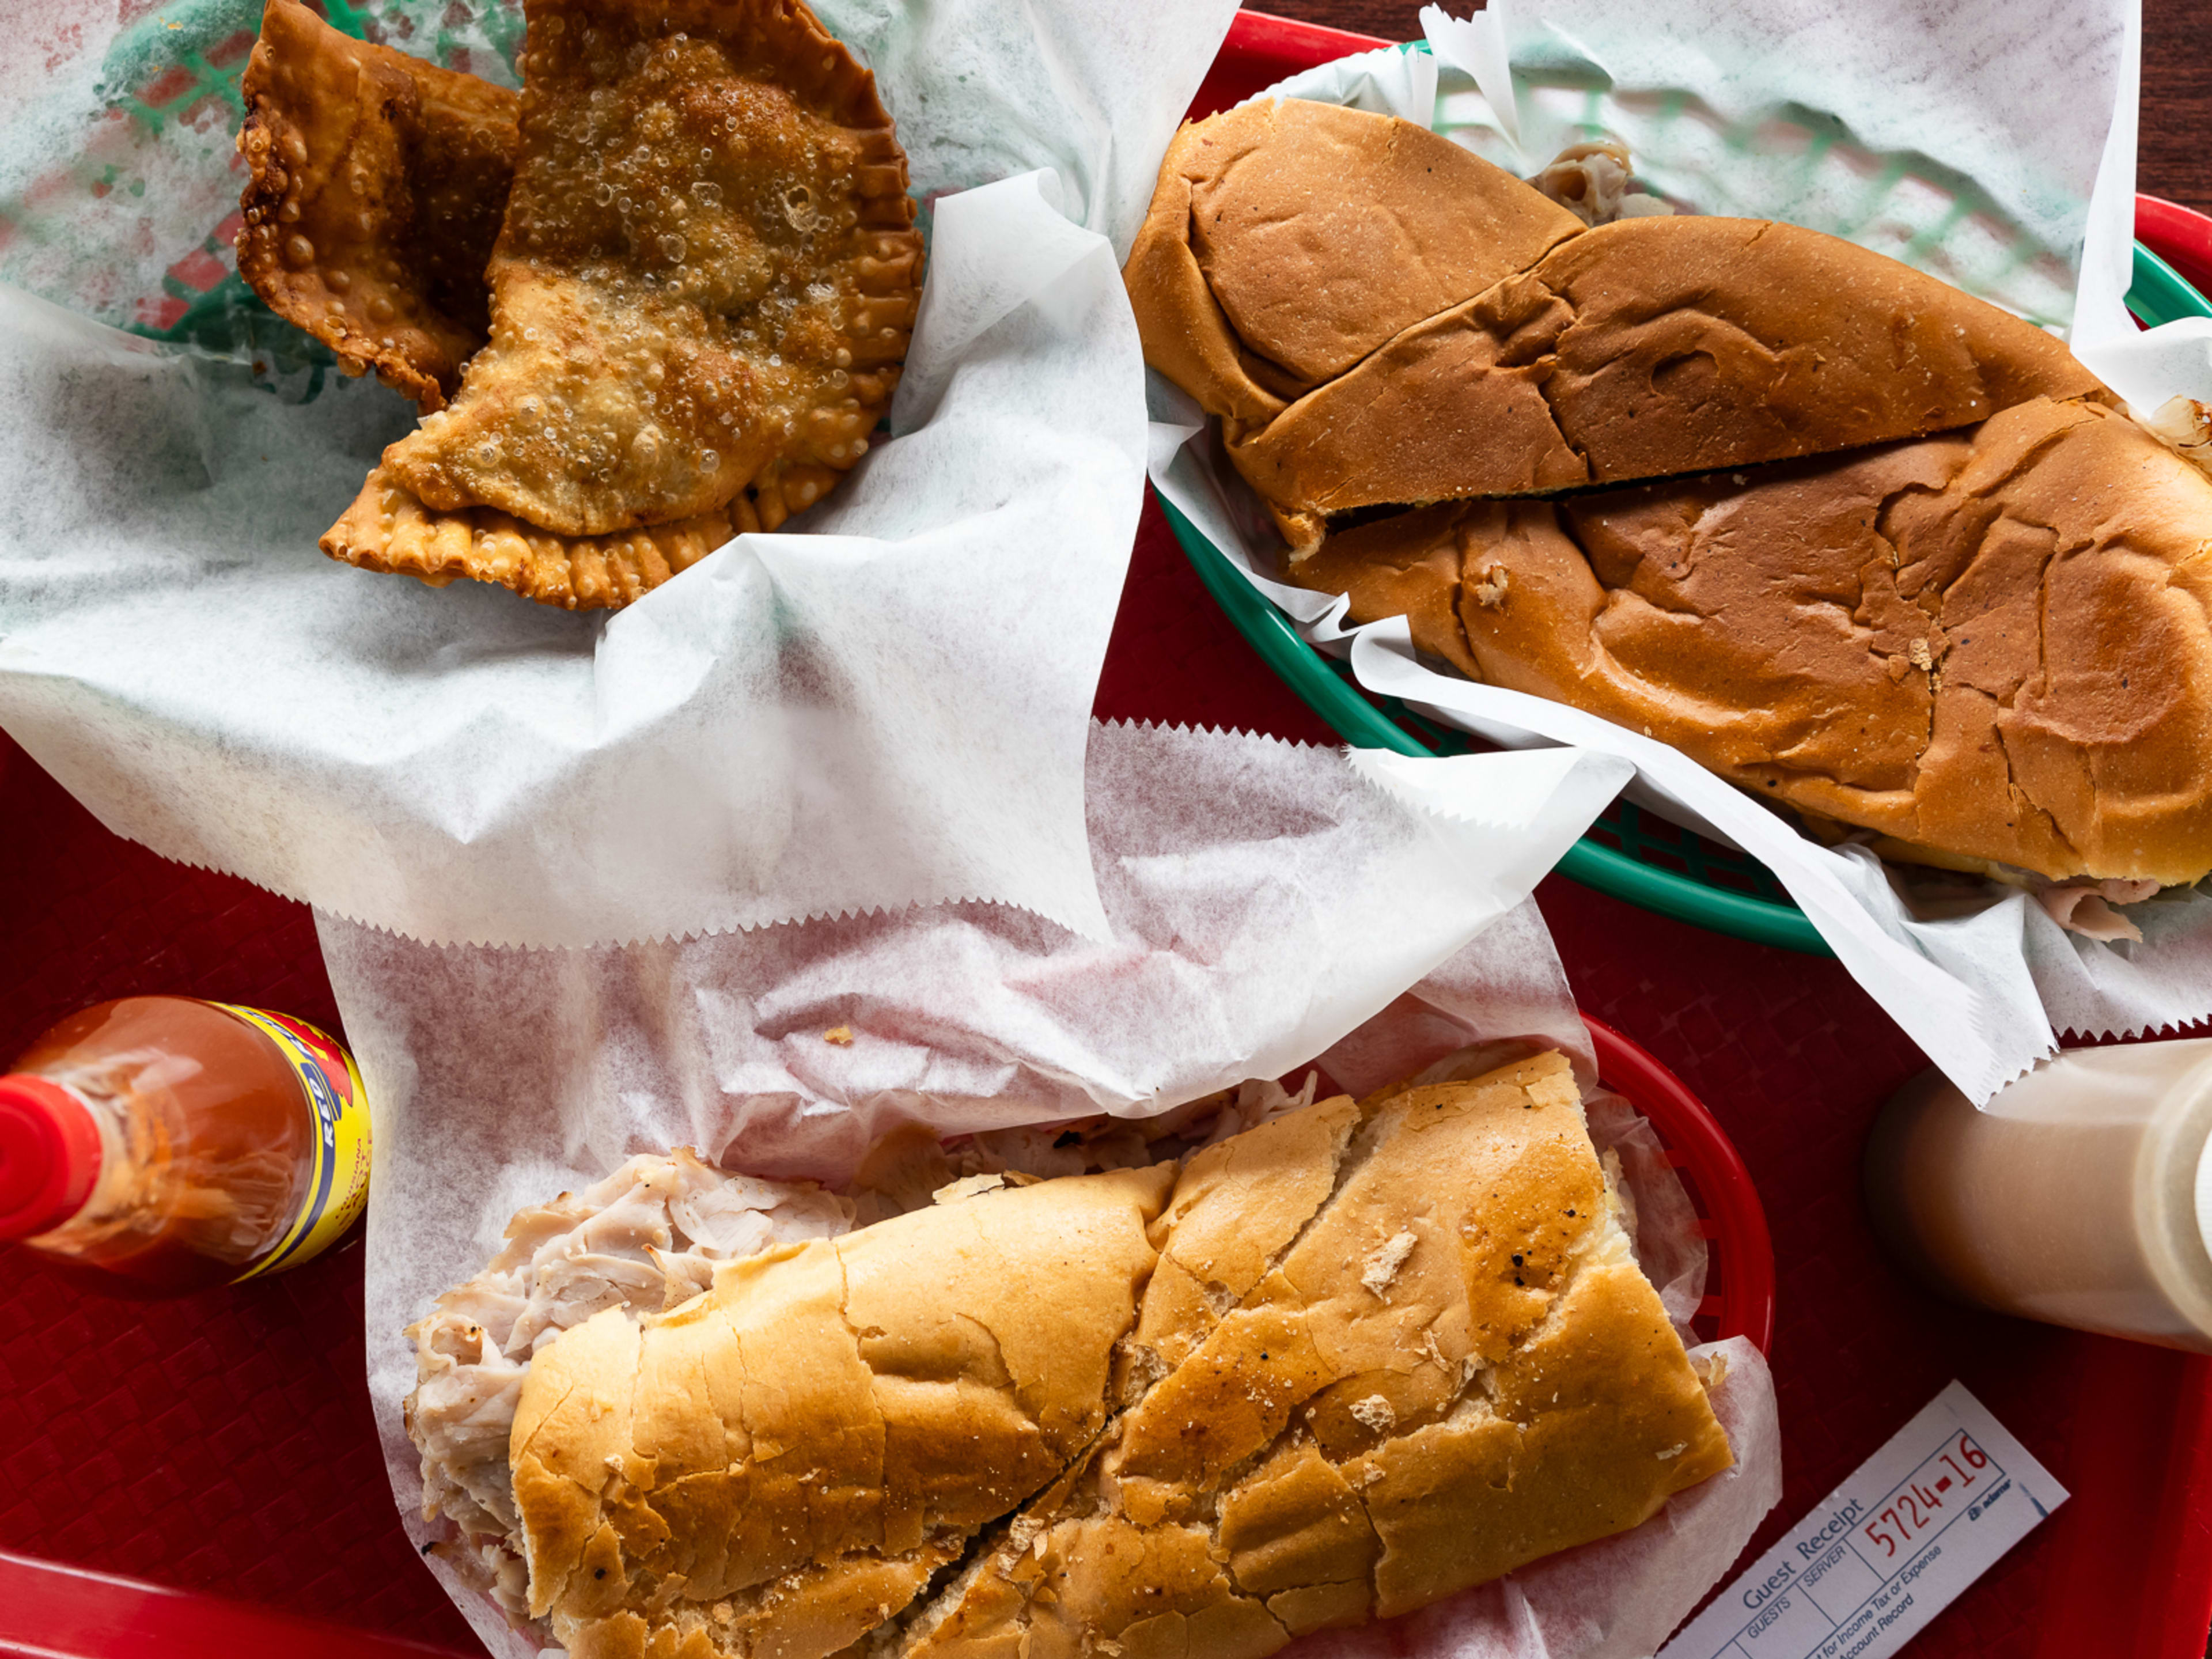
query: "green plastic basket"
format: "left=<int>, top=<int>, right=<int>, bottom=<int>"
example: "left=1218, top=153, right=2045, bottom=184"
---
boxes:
left=1165, top=241, right=2212, bottom=957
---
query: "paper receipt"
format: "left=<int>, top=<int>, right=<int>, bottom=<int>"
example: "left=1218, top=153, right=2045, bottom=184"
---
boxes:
left=1658, top=1381, right=2067, bottom=1659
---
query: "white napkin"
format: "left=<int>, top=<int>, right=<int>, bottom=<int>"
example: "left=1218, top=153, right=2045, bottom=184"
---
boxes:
left=1151, top=0, right=2212, bottom=1104
left=326, top=719, right=1770, bottom=1659
left=0, top=0, right=1238, bottom=949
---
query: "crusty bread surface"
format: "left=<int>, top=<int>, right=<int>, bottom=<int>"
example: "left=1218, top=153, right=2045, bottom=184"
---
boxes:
left=1124, top=99, right=1584, bottom=429
left=1126, top=99, right=2109, bottom=554
left=886, top=1052, right=1731, bottom=1658
left=510, top=1165, right=1175, bottom=1659
left=1291, top=397, right=2212, bottom=885
left=505, top=1054, right=1732, bottom=1659
left=1230, top=216, right=2107, bottom=524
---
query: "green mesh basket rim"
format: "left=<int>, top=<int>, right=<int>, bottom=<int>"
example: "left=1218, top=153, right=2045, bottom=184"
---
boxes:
left=1164, top=241, right=2212, bottom=959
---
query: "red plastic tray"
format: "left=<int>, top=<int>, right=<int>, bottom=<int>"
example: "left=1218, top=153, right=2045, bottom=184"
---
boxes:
left=0, top=11, right=2208, bottom=1657
left=2141, top=194, right=2212, bottom=299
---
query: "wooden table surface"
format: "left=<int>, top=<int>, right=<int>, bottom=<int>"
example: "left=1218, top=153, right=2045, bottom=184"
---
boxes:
left=1262, top=0, right=2212, bottom=217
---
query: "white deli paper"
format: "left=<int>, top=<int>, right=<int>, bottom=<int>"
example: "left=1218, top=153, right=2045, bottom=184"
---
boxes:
left=327, top=721, right=1779, bottom=1659
left=1149, top=0, right=2212, bottom=1105
left=0, top=0, right=1240, bottom=950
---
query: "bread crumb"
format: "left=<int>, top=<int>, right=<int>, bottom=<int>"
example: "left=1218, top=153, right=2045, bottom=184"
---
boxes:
left=1908, top=637, right=1934, bottom=672
left=1009, top=1515, right=1043, bottom=1553
left=1470, top=564, right=1511, bottom=607
left=933, top=1172, right=1009, bottom=1205
left=1361, top=1230, right=1419, bottom=1298
left=824, top=1026, right=854, bottom=1046
left=1656, top=1441, right=1688, bottom=1461
left=1349, top=1395, right=1397, bottom=1433
left=1691, top=1350, right=1732, bottom=1392
left=1419, top=1327, right=1449, bottom=1372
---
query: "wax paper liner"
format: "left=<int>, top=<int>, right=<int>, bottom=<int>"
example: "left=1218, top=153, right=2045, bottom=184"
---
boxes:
left=324, top=719, right=1770, bottom=1659
left=1149, top=0, right=2212, bottom=1105
left=0, top=0, right=1240, bottom=950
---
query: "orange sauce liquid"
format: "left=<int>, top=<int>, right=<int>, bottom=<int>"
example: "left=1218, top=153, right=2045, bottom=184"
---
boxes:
left=14, top=997, right=318, bottom=1295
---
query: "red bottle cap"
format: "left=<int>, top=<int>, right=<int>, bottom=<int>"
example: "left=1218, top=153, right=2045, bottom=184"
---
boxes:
left=0, top=1075, right=101, bottom=1242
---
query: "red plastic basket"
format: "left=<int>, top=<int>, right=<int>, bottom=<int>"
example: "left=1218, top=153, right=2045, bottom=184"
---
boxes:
left=0, top=1550, right=460, bottom=1659
left=2140, top=193, right=2212, bottom=298
left=1586, top=1013, right=1777, bottom=1355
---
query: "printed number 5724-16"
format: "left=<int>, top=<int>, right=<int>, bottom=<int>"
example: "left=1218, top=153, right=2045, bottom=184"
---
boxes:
left=1861, top=1432, right=1991, bottom=1560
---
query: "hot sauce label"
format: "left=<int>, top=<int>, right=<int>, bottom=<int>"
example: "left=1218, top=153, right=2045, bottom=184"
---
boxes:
left=212, top=1004, right=373, bottom=1282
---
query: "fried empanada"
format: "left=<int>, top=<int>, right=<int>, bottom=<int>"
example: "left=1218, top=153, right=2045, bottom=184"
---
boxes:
left=374, top=0, right=924, bottom=545
left=236, top=0, right=520, bottom=411
left=323, top=469, right=743, bottom=611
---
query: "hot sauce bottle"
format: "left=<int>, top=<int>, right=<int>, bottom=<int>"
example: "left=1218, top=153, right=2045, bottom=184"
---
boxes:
left=0, top=997, right=371, bottom=1295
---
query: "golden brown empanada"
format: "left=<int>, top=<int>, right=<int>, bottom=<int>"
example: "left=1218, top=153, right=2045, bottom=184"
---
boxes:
left=370, top=0, right=923, bottom=547
left=236, top=0, right=520, bottom=411
left=323, top=471, right=741, bottom=611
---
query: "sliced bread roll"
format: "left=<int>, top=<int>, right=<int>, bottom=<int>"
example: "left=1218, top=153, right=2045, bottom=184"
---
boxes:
left=1231, top=215, right=2107, bottom=530
left=1290, top=397, right=2212, bottom=885
left=1124, top=99, right=1584, bottom=428
left=510, top=1165, right=1175, bottom=1659
left=1128, top=99, right=2108, bottom=553
left=878, top=1052, right=1733, bottom=1658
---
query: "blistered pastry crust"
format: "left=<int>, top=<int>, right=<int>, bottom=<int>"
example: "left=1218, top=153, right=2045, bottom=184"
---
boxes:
left=377, top=0, right=923, bottom=539
left=323, top=468, right=738, bottom=611
left=236, top=0, right=518, bottom=411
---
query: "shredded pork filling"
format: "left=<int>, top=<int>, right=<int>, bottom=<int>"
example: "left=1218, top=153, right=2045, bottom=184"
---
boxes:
left=1528, top=138, right=1674, bottom=226
left=405, top=1150, right=854, bottom=1612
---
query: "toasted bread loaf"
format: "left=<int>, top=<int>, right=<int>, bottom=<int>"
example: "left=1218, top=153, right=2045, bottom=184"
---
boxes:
left=884, top=1053, right=1731, bottom=1658
left=1124, top=99, right=1584, bottom=429
left=1291, top=397, right=2212, bottom=885
left=501, top=1056, right=1729, bottom=1659
left=512, top=1166, right=1175, bottom=1658
left=1127, top=99, right=2108, bottom=554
